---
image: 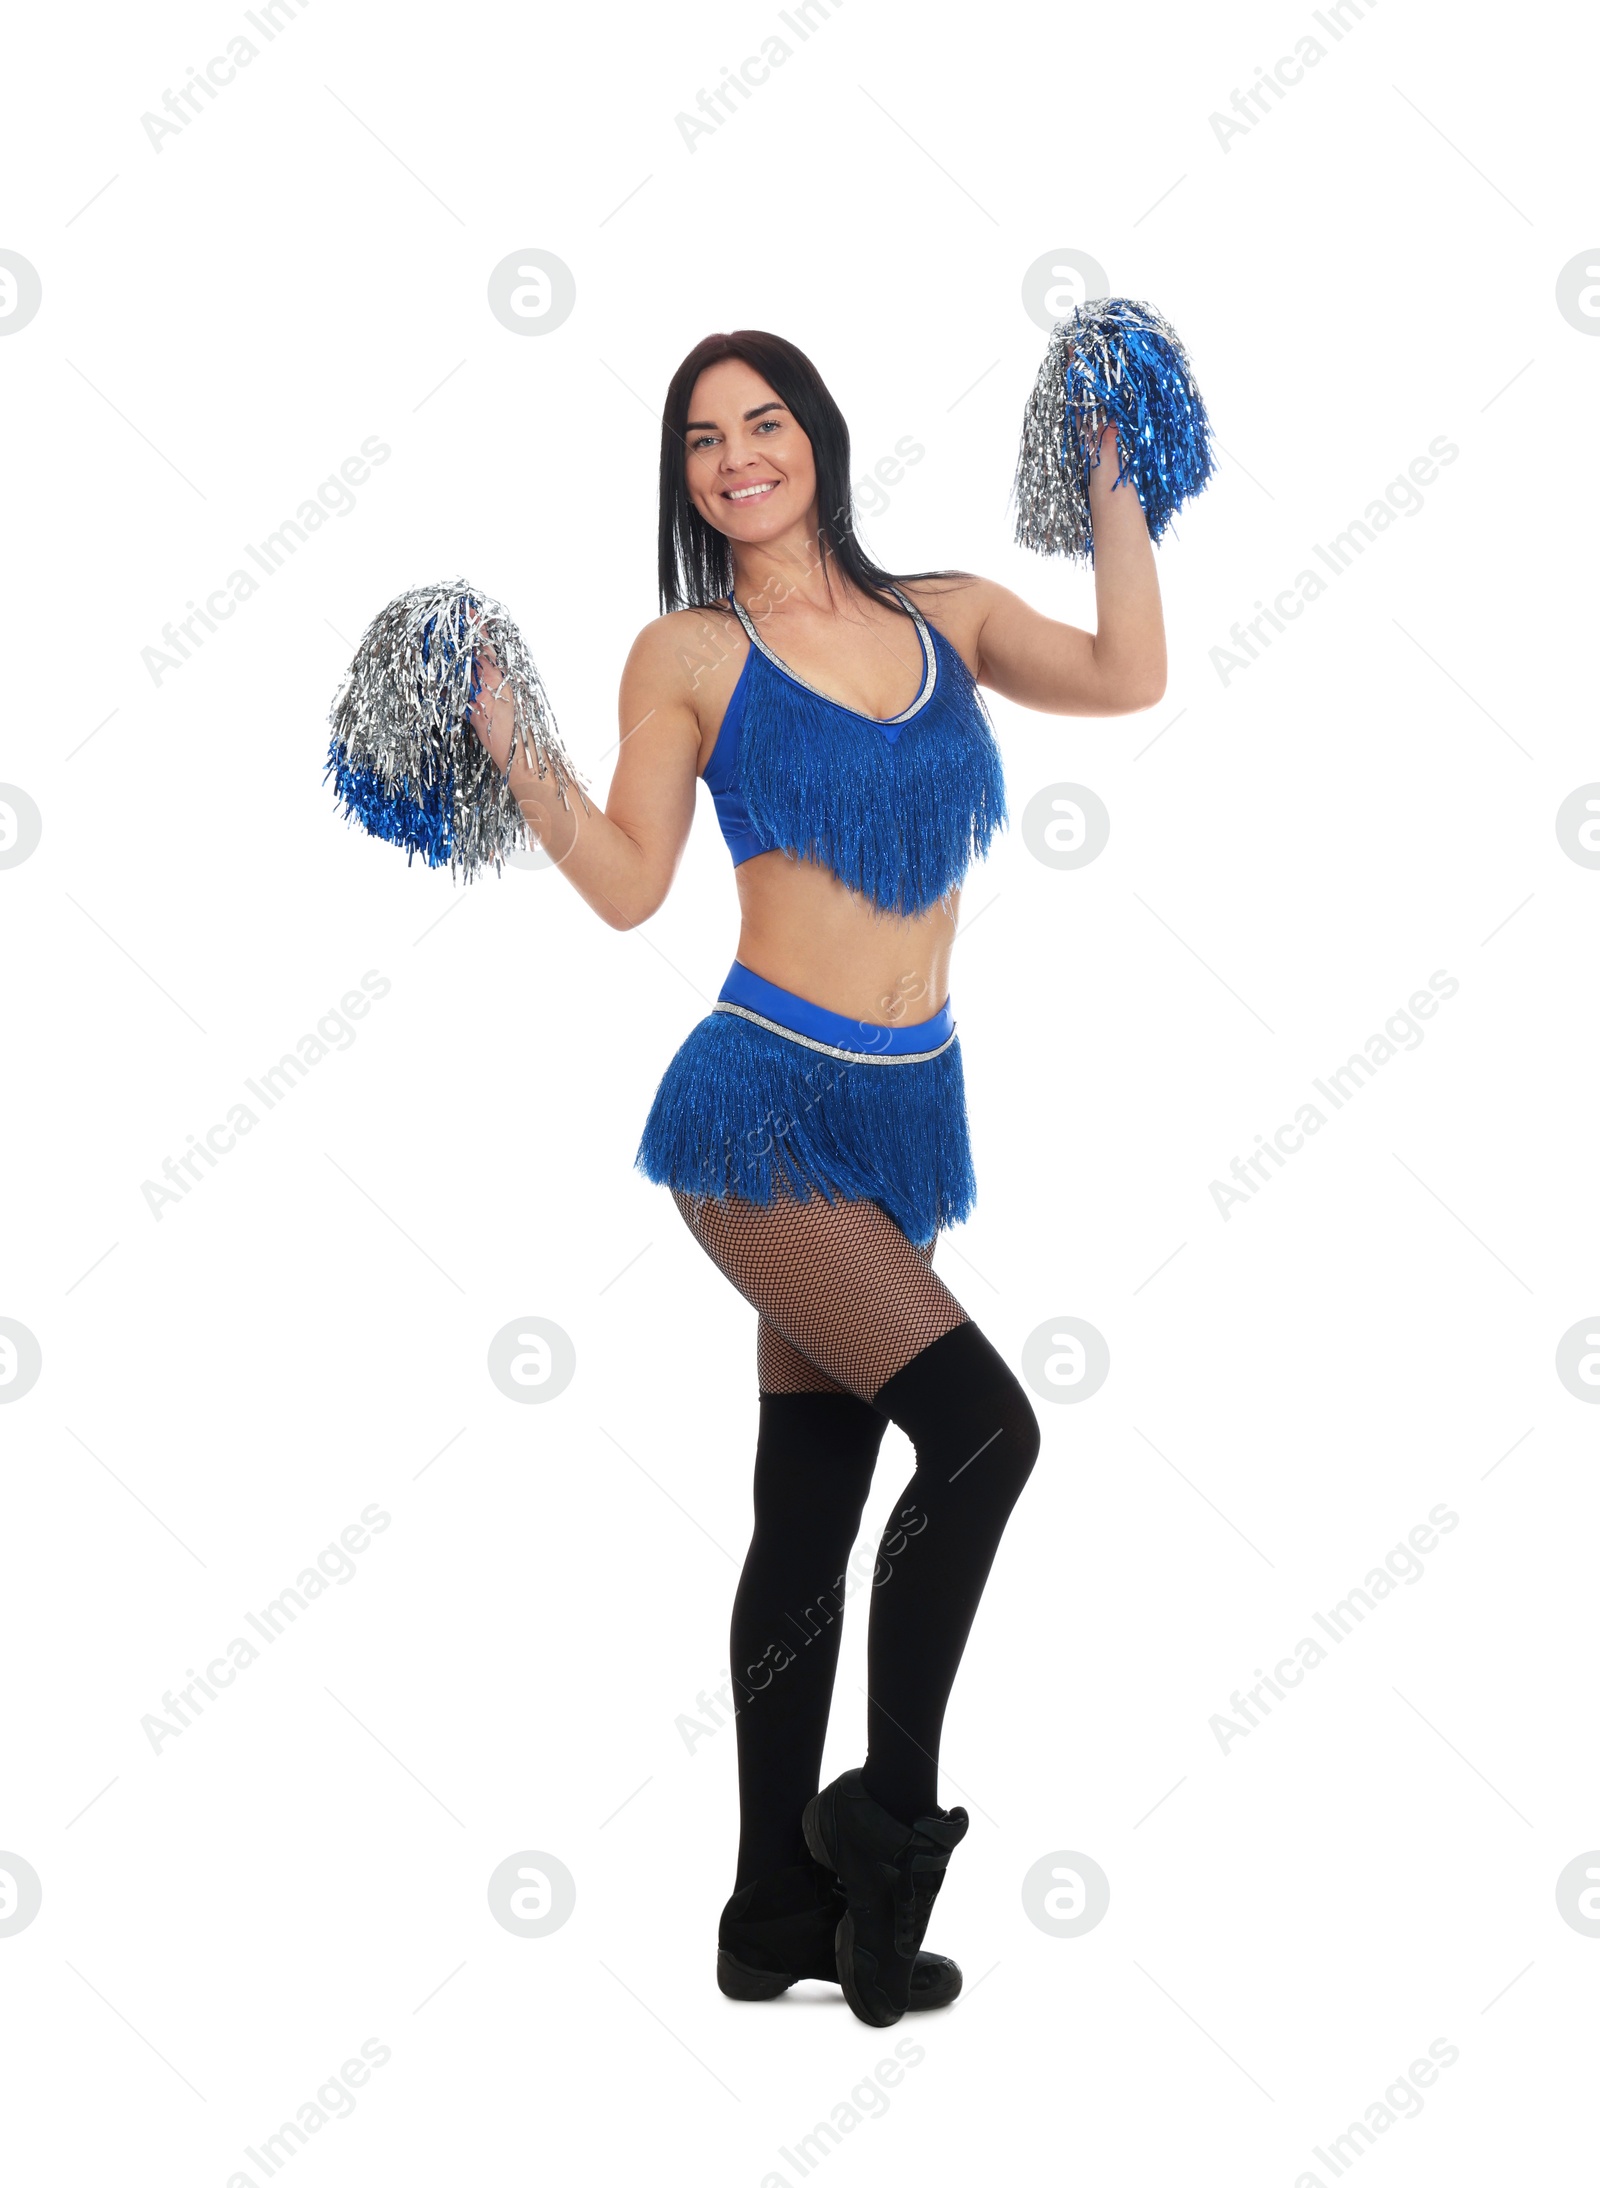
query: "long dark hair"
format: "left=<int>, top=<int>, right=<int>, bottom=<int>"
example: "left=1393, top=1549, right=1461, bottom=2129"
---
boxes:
left=657, top=329, right=963, bottom=616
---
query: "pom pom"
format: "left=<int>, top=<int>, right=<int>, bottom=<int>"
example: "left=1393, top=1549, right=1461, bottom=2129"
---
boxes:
left=1011, top=297, right=1215, bottom=563
left=324, top=580, right=590, bottom=883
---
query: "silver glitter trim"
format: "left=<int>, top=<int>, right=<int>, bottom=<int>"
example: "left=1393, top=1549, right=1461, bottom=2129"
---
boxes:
left=728, top=585, right=938, bottom=724
left=712, top=999, right=956, bottom=1063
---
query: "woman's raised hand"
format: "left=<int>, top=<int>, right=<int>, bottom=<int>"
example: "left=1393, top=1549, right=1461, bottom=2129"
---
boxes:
left=466, top=645, right=516, bottom=772
left=465, top=645, right=552, bottom=813
left=465, top=640, right=590, bottom=881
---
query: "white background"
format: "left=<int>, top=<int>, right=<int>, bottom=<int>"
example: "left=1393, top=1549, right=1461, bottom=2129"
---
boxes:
left=3, top=0, right=1597, bottom=2180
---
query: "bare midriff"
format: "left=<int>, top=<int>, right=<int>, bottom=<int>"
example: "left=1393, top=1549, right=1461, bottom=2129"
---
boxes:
left=728, top=852, right=958, bottom=1032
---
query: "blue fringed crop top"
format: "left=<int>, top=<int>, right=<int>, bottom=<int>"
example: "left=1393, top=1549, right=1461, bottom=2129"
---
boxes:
left=700, top=585, right=1007, bottom=918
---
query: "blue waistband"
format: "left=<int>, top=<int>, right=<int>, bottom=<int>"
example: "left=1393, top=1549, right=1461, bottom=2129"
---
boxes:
left=714, top=960, right=955, bottom=1057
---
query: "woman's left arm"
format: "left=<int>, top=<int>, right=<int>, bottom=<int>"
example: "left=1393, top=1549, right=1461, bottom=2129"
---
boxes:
left=972, top=423, right=1167, bottom=716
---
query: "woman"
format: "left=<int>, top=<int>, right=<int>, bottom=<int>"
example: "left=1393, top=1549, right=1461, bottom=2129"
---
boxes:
left=469, top=329, right=1165, bottom=2028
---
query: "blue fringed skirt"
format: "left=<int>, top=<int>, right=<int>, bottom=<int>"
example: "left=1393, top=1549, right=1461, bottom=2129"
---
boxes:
left=635, top=960, right=975, bottom=1250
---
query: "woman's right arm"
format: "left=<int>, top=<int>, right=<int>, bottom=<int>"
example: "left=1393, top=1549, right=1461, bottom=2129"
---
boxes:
left=468, top=617, right=702, bottom=930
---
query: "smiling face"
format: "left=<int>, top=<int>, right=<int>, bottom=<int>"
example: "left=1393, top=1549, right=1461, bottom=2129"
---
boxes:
left=682, top=355, right=818, bottom=545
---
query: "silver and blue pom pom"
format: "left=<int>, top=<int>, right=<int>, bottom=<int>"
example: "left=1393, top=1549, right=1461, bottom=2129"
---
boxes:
left=324, top=580, right=588, bottom=883
left=1012, top=297, right=1215, bottom=563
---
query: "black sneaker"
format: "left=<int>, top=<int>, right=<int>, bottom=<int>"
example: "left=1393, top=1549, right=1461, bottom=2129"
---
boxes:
left=717, top=1859, right=961, bottom=2010
left=802, top=1770, right=970, bottom=2027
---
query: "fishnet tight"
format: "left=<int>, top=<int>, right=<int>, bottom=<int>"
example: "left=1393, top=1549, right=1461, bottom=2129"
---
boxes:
left=670, top=1189, right=970, bottom=1402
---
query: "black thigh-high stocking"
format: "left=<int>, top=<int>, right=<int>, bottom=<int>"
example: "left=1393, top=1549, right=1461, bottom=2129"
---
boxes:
left=728, top=1388, right=889, bottom=1886
left=675, top=1191, right=1041, bottom=1845
left=860, top=1319, right=1040, bottom=1820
